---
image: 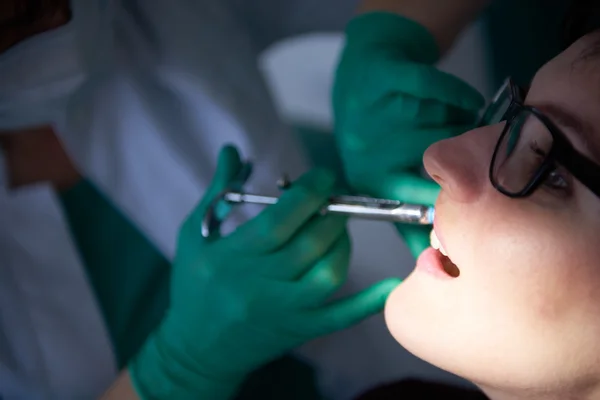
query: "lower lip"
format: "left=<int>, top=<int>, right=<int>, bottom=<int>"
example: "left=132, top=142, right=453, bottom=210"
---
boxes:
left=415, top=247, right=454, bottom=280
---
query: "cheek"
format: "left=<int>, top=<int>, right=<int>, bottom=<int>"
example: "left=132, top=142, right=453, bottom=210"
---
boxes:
left=466, top=218, right=600, bottom=327
left=431, top=197, right=600, bottom=358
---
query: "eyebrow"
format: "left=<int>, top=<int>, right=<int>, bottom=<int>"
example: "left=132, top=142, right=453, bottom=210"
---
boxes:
left=534, top=102, right=600, bottom=159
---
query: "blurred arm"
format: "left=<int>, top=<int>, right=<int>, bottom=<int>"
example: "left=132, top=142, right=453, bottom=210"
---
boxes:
left=99, top=371, right=140, bottom=400
left=357, top=0, right=492, bottom=54
left=0, top=127, right=81, bottom=191
left=230, top=0, right=490, bottom=56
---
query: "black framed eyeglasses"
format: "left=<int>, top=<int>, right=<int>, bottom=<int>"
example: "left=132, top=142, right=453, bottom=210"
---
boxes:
left=479, top=78, right=600, bottom=199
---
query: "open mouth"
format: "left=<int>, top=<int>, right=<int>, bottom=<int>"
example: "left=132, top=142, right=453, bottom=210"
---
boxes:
left=430, top=230, right=460, bottom=278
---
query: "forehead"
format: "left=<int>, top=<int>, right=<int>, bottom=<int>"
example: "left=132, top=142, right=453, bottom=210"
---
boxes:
left=527, top=33, right=600, bottom=156
left=531, top=33, right=600, bottom=103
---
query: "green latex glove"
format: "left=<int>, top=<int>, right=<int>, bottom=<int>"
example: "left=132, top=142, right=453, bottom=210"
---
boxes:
left=129, top=145, right=401, bottom=400
left=333, top=12, right=484, bottom=258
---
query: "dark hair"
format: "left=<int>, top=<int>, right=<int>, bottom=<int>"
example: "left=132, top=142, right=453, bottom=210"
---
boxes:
left=0, top=0, right=68, bottom=29
left=563, top=0, right=600, bottom=49
left=0, top=0, right=70, bottom=54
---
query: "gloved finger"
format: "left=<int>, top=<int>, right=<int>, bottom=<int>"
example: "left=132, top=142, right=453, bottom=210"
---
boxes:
left=343, top=126, right=466, bottom=170
left=301, top=278, right=402, bottom=336
left=395, top=225, right=432, bottom=260
left=366, top=60, right=484, bottom=111
left=291, top=232, right=352, bottom=308
left=230, top=168, right=336, bottom=254
left=354, top=94, right=479, bottom=136
left=260, top=215, right=348, bottom=280
left=374, top=97, right=479, bottom=129
left=181, top=144, right=243, bottom=241
left=374, top=172, right=441, bottom=206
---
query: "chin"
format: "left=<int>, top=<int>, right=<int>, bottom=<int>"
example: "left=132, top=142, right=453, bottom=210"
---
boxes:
left=383, top=272, right=469, bottom=379
left=383, top=278, right=560, bottom=395
left=384, top=275, right=442, bottom=362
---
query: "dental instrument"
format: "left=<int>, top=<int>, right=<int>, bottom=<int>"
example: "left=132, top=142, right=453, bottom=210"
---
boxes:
left=222, top=191, right=435, bottom=225
left=201, top=165, right=434, bottom=238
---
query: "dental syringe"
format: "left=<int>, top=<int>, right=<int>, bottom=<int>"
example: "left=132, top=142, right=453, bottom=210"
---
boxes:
left=201, top=169, right=434, bottom=238
left=222, top=191, right=435, bottom=225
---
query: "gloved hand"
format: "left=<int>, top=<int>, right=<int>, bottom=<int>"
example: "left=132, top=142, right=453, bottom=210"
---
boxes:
left=129, top=145, right=401, bottom=400
left=333, top=12, right=484, bottom=258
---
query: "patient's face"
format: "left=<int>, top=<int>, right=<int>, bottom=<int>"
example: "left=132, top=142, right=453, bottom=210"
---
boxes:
left=385, top=32, right=600, bottom=397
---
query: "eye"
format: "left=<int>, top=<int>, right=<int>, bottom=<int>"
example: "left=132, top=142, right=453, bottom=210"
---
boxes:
left=527, top=141, right=571, bottom=195
left=543, top=169, right=569, bottom=191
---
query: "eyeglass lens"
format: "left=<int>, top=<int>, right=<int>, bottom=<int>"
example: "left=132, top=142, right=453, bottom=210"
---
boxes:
left=492, top=110, right=554, bottom=194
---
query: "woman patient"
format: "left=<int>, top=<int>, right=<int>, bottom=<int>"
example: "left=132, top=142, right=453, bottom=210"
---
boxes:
left=383, top=6, right=600, bottom=400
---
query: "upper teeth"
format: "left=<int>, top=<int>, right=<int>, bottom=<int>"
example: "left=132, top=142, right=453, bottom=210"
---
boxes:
left=430, top=229, right=448, bottom=257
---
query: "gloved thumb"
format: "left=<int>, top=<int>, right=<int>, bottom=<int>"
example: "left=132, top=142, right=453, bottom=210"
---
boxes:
left=204, top=144, right=245, bottom=206
left=309, top=277, right=403, bottom=336
left=184, top=144, right=246, bottom=239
